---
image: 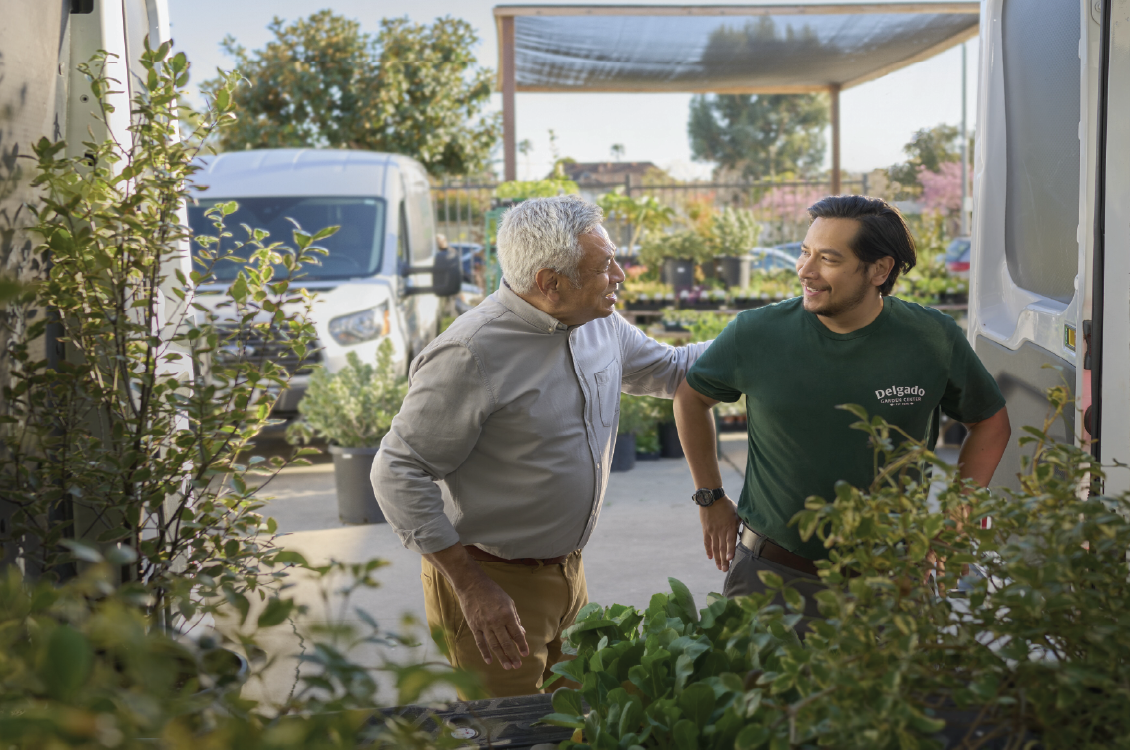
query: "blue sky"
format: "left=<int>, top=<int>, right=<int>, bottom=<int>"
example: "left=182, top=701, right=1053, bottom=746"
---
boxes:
left=168, top=0, right=978, bottom=180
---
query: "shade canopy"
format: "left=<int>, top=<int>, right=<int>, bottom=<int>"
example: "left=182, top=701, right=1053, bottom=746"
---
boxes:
left=494, top=4, right=978, bottom=94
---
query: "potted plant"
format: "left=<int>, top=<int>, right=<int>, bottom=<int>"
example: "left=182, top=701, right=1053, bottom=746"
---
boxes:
left=640, top=231, right=706, bottom=295
left=290, top=339, right=408, bottom=524
left=611, top=394, right=662, bottom=472
left=709, top=206, right=761, bottom=288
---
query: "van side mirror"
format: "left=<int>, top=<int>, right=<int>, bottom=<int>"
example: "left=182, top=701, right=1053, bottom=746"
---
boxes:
left=403, top=250, right=462, bottom=297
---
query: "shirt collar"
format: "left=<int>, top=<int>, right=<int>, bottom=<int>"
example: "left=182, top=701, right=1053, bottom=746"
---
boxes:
left=497, top=280, right=569, bottom=334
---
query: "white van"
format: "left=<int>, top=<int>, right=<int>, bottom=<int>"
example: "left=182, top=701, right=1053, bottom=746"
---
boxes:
left=187, top=149, right=460, bottom=420
left=968, top=0, right=1129, bottom=495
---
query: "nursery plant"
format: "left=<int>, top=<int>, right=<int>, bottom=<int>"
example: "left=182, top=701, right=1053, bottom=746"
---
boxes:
left=0, top=42, right=471, bottom=747
left=544, top=386, right=1130, bottom=749
left=289, top=339, right=409, bottom=449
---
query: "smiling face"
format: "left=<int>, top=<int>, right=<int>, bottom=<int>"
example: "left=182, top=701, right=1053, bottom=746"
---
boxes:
left=551, top=225, right=625, bottom=326
left=796, top=217, right=893, bottom=333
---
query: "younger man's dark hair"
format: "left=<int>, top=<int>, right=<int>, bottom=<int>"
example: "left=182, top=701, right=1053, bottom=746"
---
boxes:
left=806, top=195, right=917, bottom=296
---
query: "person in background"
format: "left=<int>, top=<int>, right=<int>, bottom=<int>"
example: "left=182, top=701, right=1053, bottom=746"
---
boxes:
left=372, top=196, right=708, bottom=697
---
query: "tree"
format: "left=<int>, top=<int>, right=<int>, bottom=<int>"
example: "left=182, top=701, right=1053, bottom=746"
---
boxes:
left=688, top=93, right=828, bottom=180
left=889, top=124, right=962, bottom=187
left=203, top=11, right=499, bottom=176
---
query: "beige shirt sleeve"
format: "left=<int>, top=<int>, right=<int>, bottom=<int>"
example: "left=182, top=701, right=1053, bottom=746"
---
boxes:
left=614, top=313, right=710, bottom=397
left=371, top=340, right=495, bottom=555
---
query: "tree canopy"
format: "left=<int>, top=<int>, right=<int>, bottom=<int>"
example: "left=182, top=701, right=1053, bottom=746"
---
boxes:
left=889, top=124, right=964, bottom=187
left=203, top=11, right=499, bottom=176
left=687, top=93, right=828, bottom=180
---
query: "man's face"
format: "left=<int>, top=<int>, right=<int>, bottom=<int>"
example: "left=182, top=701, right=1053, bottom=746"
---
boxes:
left=554, top=226, right=625, bottom=326
left=796, top=217, right=882, bottom=319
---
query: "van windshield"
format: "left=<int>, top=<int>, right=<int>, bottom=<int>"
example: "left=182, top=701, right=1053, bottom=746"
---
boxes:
left=187, top=196, right=386, bottom=282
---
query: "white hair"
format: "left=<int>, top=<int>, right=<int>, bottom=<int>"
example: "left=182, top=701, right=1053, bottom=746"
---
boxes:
left=496, top=195, right=604, bottom=294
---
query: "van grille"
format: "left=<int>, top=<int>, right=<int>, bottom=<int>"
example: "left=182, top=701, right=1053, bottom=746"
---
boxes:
left=213, top=326, right=323, bottom=376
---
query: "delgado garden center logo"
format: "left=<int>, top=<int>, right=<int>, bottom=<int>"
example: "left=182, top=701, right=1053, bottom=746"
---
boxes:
left=874, top=384, right=925, bottom=407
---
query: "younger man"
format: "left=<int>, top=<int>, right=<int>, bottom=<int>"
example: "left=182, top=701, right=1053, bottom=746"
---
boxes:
left=674, top=195, right=1010, bottom=614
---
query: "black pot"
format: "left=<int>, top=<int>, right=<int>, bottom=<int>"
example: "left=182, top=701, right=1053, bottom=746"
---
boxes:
left=329, top=445, right=385, bottom=525
left=663, top=257, right=696, bottom=294
left=715, top=255, right=749, bottom=289
left=636, top=450, right=661, bottom=461
left=659, top=422, right=684, bottom=459
left=610, top=433, right=636, bottom=472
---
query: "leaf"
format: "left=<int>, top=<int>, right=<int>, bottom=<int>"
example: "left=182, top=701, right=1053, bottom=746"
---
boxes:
left=668, top=577, right=699, bottom=623
left=677, top=683, right=715, bottom=728
left=735, top=724, right=771, bottom=749
left=672, top=718, right=699, bottom=750
left=40, top=625, right=93, bottom=699
left=257, top=597, right=295, bottom=628
left=552, top=686, right=585, bottom=717
left=756, top=570, right=784, bottom=590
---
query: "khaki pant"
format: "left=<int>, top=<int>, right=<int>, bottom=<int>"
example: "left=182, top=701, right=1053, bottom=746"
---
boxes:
left=421, top=550, right=587, bottom=699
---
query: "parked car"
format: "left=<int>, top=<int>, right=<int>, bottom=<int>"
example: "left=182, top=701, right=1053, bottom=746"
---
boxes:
left=945, top=236, right=971, bottom=277
left=750, top=247, right=800, bottom=272
left=774, top=241, right=804, bottom=258
left=450, top=242, right=484, bottom=283
left=188, top=149, right=461, bottom=425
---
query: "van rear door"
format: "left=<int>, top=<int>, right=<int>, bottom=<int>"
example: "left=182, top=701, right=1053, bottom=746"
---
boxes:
left=967, top=0, right=1091, bottom=492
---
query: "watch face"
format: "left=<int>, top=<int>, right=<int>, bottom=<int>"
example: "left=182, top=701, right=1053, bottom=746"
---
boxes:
left=693, top=489, right=716, bottom=506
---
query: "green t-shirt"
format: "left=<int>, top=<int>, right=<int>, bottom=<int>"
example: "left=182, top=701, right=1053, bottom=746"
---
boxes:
left=685, top=296, right=1006, bottom=560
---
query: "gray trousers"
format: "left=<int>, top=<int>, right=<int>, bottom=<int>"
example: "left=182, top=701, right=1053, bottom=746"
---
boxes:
left=722, top=536, right=826, bottom=628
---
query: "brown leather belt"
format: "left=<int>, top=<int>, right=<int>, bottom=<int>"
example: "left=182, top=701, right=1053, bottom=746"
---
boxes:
left=740, top=527, right=819, bottom=576
left=464, top=545, right=570, bottom=567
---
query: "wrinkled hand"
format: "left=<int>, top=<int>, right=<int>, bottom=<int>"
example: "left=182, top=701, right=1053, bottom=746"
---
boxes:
left=701, top=496, right=740, bottom=572
left=456, top=574, right=529, bottom=669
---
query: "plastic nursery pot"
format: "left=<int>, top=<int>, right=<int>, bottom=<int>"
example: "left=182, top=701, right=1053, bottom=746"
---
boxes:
left=659, top=422, right=684, bottom=459
left=610, top=433, right=636, bottom=472
left=664, top=258, right=696, bottom=294
left=329, top=445, right=386, bottom=524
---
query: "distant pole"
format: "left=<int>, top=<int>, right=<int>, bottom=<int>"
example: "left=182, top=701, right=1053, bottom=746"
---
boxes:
left=829, top=84, right=841, bottom=195
left=961, top=41, right=969, bottom=236
left=502, top=15, right=517, bottom=182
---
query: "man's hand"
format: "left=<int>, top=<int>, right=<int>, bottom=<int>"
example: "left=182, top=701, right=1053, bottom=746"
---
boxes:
left=701, top=495, right=740, bottom=572
left=452, top=573, right=529, bottom=669
left=424, top=544, right=530, bottom=669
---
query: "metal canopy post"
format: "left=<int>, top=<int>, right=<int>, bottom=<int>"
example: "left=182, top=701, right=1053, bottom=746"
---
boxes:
left=829, top=83, right=841, bottom=195
left=501, top=15, right=517, bottom=182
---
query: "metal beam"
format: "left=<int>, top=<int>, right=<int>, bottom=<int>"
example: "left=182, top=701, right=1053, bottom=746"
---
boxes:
left=493, top=4, right=980, bottom=18
left=830, top=83, right=841, bottom=195
left=501, top=15, right=517, bottom=182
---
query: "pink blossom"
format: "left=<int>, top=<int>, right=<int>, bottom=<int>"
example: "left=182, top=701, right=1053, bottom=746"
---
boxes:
left=918, top=162, right=964, bottom=214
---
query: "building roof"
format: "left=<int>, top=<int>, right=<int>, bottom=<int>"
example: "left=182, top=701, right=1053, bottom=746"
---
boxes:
left=559, top=161, right=665, bottom=183
left=494, top=3, right=979, bottom=94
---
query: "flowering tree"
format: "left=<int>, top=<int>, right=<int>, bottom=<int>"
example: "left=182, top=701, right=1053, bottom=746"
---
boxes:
left=917, top=162, right=964, bottom=214
left=753, top=186, right=826, bottom=224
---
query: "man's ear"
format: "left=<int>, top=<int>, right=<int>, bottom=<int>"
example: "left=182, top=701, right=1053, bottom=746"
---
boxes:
left=534, top=268, right=561, bottom=300
left=870, top=256, right=896, bottom=288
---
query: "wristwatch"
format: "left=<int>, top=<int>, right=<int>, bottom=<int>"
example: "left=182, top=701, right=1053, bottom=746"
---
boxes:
left=692, top=487, right=725, bottom=507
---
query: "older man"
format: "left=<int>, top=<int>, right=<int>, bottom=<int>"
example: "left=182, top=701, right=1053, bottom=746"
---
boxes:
left=372, top=196, right=706, bottom=697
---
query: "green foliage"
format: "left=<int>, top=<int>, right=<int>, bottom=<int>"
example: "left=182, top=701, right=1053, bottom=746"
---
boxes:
left=709, top=207, right=760, bottom=258
left=618, top=394, right=666, bottom=437
left=688, top=93, right=829, bottom=180
left=639, top=230, right=711, bottom=267
left=289, top=339, right=409, bottom=448
left=598, top=192, right=675, bottom=250
left=0, top=43, right=472, bottom=747
left=550, top=387, right=1130, bottom=749
left=889, top=124, right=966, bottom=188
left=686, top=311, right=732, bottom=343
left=494, top=178, right=579, bottom=200
left=204, top=11, right=499, bottom=176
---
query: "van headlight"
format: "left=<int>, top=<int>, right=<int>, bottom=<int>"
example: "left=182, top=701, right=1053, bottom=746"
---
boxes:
left=328, top=302, right=390, bottom=345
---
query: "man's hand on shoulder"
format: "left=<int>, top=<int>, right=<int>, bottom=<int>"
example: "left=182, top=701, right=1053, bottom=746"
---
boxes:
left=701, top=495, right=740, bottom=572
left=424, top=545, right=530, bottom=670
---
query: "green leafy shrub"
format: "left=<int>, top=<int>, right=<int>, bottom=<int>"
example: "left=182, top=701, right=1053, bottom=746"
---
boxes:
left=546, top=387, right=1130, bottom=749
left=495, top=178, right=579, bottom=200
left=289, top=339, right=409, bottom=448
left=709, top=207, right=761, bottom=257
left=639, top=230, right=711, bottom=267
left=0, top=42, right=471, bottom=748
